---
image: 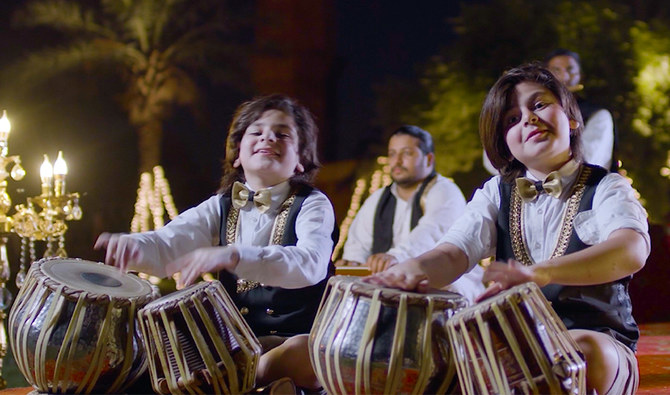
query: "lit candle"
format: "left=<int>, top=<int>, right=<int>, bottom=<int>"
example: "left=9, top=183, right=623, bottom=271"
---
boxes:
left=53, top=151, right=68, bottom=197
left=40, top=155, right=53, bottom=196
left=0, top=110, right=11, bottom=156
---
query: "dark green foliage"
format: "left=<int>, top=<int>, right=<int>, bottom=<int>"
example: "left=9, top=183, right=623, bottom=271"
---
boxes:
left=375, top=0, right=670, bottom=221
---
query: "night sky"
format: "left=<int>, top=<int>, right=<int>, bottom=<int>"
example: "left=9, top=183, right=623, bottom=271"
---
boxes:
left=333, top=1, right=462, bottom=159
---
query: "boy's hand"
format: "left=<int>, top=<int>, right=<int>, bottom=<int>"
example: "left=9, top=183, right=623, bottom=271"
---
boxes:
left=476, top=259, right=539, bottom=302
left=167, top=246, right=240, bottom=288
left=475, top=281, right=505, bottom=303
left=363, top=261, right=429, bottom=292
left=94, top=232, right=143, bottom=272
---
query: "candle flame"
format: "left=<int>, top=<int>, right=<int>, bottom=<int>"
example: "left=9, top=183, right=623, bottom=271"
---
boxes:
left=54, top=151, right=68, bottom=176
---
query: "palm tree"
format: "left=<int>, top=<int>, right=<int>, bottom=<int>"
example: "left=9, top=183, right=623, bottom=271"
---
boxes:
left=6, top=0, right=250, bottom=173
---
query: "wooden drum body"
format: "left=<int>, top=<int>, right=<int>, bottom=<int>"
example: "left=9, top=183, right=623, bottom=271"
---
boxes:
left=446, top=282, right=586, bottom=395
left=8, top=257, right=159, bottom=394
left=309, top=275, right=468, bottom=395
left=137, top=280, right=262, bottom=395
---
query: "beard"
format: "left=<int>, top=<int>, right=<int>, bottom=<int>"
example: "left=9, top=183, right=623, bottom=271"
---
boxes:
left=391, top=167, right=422, bottom=188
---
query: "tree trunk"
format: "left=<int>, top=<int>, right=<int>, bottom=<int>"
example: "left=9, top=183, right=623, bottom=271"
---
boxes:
left=137, top=120, right=163, bottom=173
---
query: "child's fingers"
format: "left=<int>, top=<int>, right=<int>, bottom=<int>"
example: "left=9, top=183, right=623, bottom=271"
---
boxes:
left=475, top=282, right=503, bottom=303
left=363, top=271, right=426, bottom=292
left=93, top=232, right=112, bottom=250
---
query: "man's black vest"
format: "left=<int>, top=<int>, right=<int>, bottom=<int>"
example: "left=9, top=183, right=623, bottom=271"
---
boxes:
left=217, top=185, right=335, bottom=337
left=496, top=164, right=639, bottom=351
left=372, top=173, right=436, bottom=254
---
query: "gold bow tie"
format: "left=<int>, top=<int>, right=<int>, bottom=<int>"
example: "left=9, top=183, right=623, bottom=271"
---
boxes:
left=232, top=181, right=272, bottom=213
left=515, top=171, right=563, bottom=203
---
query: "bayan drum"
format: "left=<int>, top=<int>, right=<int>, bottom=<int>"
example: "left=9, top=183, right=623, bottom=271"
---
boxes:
left=8, top=257, right=158, bottom=394
left=446, top=282, right=586, bottom=395
left=137, top=280, right=262, bottom=395
left=309, top=275, right=468, bottom=395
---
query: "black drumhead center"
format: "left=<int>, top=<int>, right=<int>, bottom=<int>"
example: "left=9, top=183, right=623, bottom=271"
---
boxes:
left=80, top=271, right=123, bottom=287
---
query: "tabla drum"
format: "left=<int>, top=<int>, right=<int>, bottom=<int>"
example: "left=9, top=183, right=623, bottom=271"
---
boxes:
left=8, top=257, right=159, bottom=394
left=137, top=280, right=262, bottom=395
left=445, top=282, right=586, bottom=395
left=309, top=275, right=468, bottom=395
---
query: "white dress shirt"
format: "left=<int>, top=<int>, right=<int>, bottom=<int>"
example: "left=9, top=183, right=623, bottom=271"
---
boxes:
left=441, top=160, right=650, bottom=270
left=123, top=181, right=335, bottom=289
left=341, top=174, right=486, bottom=303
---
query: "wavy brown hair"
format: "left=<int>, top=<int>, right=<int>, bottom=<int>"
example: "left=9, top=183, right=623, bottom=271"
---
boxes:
left=480, top=62, right=584, bottom=182
left=219, top=94, right=320, bottom=193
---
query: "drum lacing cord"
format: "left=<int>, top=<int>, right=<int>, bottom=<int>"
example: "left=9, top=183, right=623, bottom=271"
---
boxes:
left=11, top=267, right=152, bottom=393
left=137, top=281, right=261, bottom=394
left=446, top=283, right=586, bottom=394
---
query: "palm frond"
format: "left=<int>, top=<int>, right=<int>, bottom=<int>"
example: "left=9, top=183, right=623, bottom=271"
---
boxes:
left=129, top=15, right=150, bottom=53
left=12, top=0, right=118, bottom=40
left=151, top=0, right=180, bottom=49
left=2, top=40, right=140, bottom=92
left=99, top=0, right=133, bottom=17
left=162, top=22, right=231, bottom=64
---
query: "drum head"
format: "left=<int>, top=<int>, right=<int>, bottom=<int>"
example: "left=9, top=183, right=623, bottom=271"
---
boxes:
left=328, top=275, right=466, bottom=308
left=41, top=258, right=155, bottom=298
left=330, top=275, right=462, bottom=297
left=143, top=280, right=213, bottom=310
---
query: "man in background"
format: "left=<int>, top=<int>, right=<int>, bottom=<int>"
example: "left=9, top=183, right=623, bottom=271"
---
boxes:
left=545, top=48, right=617, bottom=172
left=337, top=125, right=484, bottom=303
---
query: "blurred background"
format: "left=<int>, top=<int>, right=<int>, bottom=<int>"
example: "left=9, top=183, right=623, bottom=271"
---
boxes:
left=3, top=0, right=670, bottom=256
left=1, top=0, right=670, bottom=385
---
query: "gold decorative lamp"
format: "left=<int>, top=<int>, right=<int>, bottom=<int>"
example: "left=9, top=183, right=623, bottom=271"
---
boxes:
left=0, top=111, right=26, bottom=231
left=0, top=110, right=25, bottom=390
left=13, top=151, right=82, bottom=277
left=0, top=110, right=82, bottom=389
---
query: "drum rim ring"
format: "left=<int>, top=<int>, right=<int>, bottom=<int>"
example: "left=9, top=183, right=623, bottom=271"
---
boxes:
left=30, top=257, right=159, bottom=306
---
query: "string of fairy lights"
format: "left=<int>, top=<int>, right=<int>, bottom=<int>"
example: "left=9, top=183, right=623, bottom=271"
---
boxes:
left=331, top=156, right=391, bottom=261
left=131, top=166, right=179, bottom=233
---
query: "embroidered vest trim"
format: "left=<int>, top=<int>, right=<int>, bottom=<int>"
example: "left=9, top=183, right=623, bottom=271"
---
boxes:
left=227, top=192, right=297, bottom=293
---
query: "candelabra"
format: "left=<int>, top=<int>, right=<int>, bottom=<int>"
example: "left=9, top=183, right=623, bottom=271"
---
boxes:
left=0, top=110, right=24, bottom=390
left=0, top=110, right=82, bottom=389
left=12, top=152, right=82, bottom=284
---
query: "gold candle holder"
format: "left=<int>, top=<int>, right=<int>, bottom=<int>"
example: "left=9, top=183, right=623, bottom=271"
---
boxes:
left=0, top=111, right=82, bottom=388
left=0, top=110, right=25, bottom=390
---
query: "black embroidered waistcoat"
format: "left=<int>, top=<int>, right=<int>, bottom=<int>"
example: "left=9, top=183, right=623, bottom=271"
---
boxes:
left=217, top=184, right=335, bottom=337
left=496, top=164, right=639, bottom=351
left=372, top=172, right=437, bottom=254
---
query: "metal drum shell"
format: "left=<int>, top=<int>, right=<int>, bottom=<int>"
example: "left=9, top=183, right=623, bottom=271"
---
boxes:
left=8, top=257, right=159, bottom=394
left=309, top=275, right=468, bottom=395
left=445, top=281, right=586, bottom=395
left=137, top=280, right=262, bottom=395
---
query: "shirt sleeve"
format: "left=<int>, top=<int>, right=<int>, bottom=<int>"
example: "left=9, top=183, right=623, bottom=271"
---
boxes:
left=125, top=195, right=222, bottom=277
left=439, top=177, right=501, bottom=269
left=234, top=189, right=335, bottom=288
left=573, top=173, right=650, bottom=254
left=581, top=109, right=614, bottom=170
left=386, top=177, right=467, bottom=262
left=341, top=189, right=383, bottom=264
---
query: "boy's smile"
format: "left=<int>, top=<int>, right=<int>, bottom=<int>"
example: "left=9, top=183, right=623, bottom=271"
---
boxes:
left=503, top=81, right=578, bottom=178
left=237, top=109, right=301, bottom=189
left=526, top=129, right=549, bottom=142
